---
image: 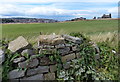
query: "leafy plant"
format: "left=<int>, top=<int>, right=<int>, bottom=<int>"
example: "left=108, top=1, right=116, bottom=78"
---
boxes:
left=57, top=32, right=119, bottom=80
left=10, top=53, right=20, bottom=62
left=96, top=42, right=119, bottom=80
left=2, top=49, right=15, bottom=81
left=48, top=50, right=63, bottom=77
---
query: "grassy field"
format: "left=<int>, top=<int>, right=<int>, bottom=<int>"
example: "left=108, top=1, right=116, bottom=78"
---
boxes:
left=1, top=19, right=118, bottom=43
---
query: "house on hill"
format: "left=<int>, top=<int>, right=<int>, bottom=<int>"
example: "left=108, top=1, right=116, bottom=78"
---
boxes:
left=97, top=13, right=112, bottom=19
left=102, top=13, right=111, bottom=18
left=71, top=17, right=86, bottom=21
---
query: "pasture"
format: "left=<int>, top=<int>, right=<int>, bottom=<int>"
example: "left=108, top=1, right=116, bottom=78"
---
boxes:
left=1, top=19, right=118, bottom=44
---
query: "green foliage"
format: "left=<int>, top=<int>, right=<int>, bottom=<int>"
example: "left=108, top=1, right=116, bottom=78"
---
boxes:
left=48, top=50, right=63, bottom=73
left=57, top=32, right=119, bottom=80
left=57, top=39, right=101, bottom=80
left=97, top=42, right=119, bottom=80
left=30, top=53, right=44, bottom=59
left=0, top=39, right=9, bottom=50
left=49, top=55, right=54, bottom=62
left=70, top=32, right=87, bottom=41
left=10, top=53, right=20, bottom=62
left=2, top=49, right=19, bottom=81
left=23, top=53, right=29, bottom=59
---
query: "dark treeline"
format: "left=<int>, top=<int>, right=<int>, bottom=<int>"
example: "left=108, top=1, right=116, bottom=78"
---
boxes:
left=1, top=18, right=59, bottom=23
left=66, top=17, right=86, bottom=21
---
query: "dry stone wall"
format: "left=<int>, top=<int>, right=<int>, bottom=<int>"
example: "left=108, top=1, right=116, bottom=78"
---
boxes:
left=4, top=34, right=85, bottom=80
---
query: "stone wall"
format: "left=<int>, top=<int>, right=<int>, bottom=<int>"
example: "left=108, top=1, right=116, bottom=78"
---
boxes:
left=2, top=34, right=85, bottom=80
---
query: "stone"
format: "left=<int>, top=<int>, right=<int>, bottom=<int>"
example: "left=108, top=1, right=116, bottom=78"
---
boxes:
left=50, top=65, right=57, bottom=72
left=65, top=44, right=71, bottom=47
left=44, top=73, right=55, bottom=80
left=92, top=44, right=100, bottom=53
left=95, top=54, right=100, bottom=60
left=55, top=44, right=65, bottom=48
left=63, top=62, right=71, bottom=69
left=0, top=67, right=2, bottom=82
left=39, top=57, right=56, bottom=65
left=72, top=45, right=79, bottom=51
left=18, top=58, right=39, bottom=68
left=76, top=53, right=81, bottom=59
left=22, top=74, right=44, bottom=80
left=8, top=36, right=29, bottom=52
left=13, top=57, right=25, bottom=63
left=38, top=35, right=64, bottom=45
left=8, top=79, right=19, bottom=82
left=0, top=49, right=5, bottom=65
left=9, top=69, right=25, bottom=79
left=43, top=45, right=55, bottom=49
left=21, top=49, right=35, bottom=56
left=52, top=37, right=65, bottom=45
left=38, top=45, right=44, bottom=49
left=58, top=47, right=70, bottom=55
left=62, top=35, right=83, bottom=44
left=33, top=43, right=38, bottom=50
left=18, top=61, right=28, bottom=69
left=27, top=66, right=49, bottom=76
left=40, top=49, right=56, bottom=54
left=61, top=53, right=76, bottom=62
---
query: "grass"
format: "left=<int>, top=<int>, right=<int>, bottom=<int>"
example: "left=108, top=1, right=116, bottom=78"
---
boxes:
left=2, top=20, right=118, bottom=40
left=1, top=19, right=119, bottom=80
left=89, top=31, right=118, bottom=47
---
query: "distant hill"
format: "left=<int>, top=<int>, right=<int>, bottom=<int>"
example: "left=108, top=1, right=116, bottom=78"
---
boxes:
left=1, top=18, right=59, bottom=23
left=66, top=17, right=86, bottom=21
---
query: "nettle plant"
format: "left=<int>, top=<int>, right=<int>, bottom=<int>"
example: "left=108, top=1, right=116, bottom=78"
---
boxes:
left=57, top=32, right=118, bottom=80
left=57, top=33, right=96, bottom=80
left=97, top=42, right=119, bottom=80
left=2, top=50, right=18, bottom=81
left=57, top=40, right=102, bottom=80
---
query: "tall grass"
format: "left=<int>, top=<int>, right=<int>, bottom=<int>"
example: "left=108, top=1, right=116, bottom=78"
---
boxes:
left=89, top=31, right=118, bottom=48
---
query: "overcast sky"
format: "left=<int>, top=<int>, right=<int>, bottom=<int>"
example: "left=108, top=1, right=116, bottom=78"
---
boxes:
left=0, top=0, right=119, bottom=21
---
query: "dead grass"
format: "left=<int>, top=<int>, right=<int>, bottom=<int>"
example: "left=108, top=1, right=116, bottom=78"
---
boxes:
left=89, top=31, right=118, bottom=47
left=16, top=31, right=118, bottom=48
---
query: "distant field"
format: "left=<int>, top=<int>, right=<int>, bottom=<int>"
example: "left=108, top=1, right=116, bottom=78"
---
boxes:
left=1, top=19, right=118, bottom=41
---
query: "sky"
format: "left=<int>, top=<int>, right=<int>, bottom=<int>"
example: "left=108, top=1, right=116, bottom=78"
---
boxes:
left=0, top=0, right=119, bottom=21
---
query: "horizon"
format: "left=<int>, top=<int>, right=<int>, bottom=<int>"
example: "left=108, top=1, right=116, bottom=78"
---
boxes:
left=0, top=0, right=119, bottom=21
left=1, top=15, right=118, bottom=22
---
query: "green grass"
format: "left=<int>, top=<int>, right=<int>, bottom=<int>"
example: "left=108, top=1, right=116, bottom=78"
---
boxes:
left=2, top=20, right=118, bottom=41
